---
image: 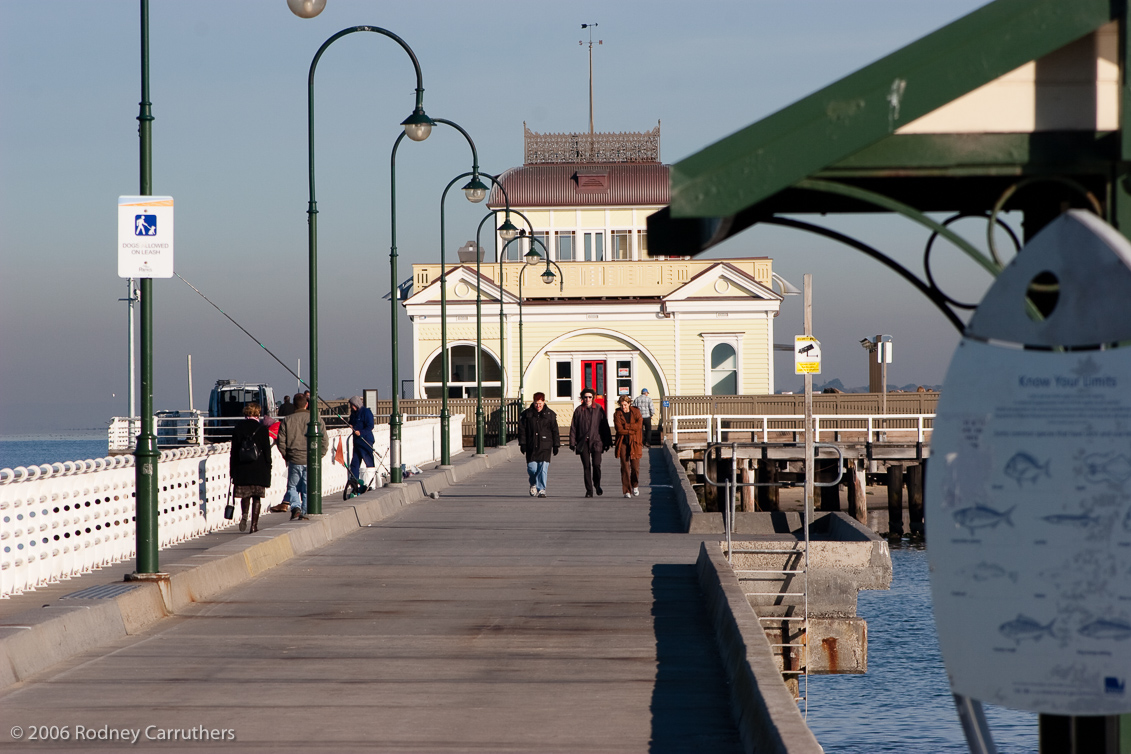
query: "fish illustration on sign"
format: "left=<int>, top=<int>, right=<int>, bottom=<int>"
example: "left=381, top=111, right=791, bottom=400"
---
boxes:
left=1077, top=619, right=1131, bottom=641
left=1081, top=453, right=1131, bottom=486
left=999, top=615, right=1055, bottom=643
left=963, top=561, right=1019, bottom=583
left=1004, top=452, right=1051, bottom=487
left=953, top=504, right=1015, bottom=535
left=1071, top=356, right=1102, bottom=378
left=1041, top=513, right=1102, bottom=529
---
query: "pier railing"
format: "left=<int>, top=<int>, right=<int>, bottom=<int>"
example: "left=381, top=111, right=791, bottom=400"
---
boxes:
left=671, top=413, right=935, bottom=446
left=0, top=416, right=462, bottom=599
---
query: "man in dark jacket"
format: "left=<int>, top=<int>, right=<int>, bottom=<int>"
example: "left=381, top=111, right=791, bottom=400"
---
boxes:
left=568, top=388, right=612, bottom=497
left=518, top=392, right=559, bottom=498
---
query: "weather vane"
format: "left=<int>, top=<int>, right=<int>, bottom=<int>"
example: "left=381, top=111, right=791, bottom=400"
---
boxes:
left=580, top=23, right=602, bottom=135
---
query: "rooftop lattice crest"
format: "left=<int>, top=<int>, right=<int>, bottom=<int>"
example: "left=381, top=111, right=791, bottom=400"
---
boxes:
left=523, top=122, right=660, bottom=165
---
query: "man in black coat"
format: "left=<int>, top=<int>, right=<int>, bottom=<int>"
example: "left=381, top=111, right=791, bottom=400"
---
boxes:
left=518, top=392, right=559, bottom=498
left=568, top=388, right=612, bottom=497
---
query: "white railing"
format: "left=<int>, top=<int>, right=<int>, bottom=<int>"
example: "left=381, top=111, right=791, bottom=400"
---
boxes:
left=0, top=416, right=462, bottom=598
left=671, top=414, right=935, bottom=446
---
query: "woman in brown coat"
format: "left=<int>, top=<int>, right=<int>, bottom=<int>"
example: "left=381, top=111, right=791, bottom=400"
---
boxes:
left=613, top=394, right=644, bottom=497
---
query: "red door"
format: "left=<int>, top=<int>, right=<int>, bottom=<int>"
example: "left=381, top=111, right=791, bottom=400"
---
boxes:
left=581, top=360, right=607, bottom=410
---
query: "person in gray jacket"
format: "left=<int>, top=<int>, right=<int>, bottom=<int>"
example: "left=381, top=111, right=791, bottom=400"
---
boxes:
left=632, top=388, right=655, bottom=446
left=568, top=388, right=612, bottom=497
left=275, top=394, right=328, bottom=520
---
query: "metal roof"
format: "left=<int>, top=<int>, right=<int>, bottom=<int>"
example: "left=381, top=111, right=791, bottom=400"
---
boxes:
left=488, top=164, right=670, bottom=208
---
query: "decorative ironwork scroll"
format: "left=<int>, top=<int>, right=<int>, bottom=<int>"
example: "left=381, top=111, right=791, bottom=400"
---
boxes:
left=524, top=122, right=660, bottom=165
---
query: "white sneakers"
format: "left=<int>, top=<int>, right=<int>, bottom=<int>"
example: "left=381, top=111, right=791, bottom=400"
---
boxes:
left=633, top=487, right=640, bottom=496
left=529, top=486, right=538, bottom=497
left=538, top=490, right=547, bottom=498
left=624, top=492, right=632, bottom=498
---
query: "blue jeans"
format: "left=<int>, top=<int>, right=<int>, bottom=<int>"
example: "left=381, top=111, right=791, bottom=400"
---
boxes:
left=285, top=463, right=308, bottom=513
left=526, top=461, right=549, bottom=491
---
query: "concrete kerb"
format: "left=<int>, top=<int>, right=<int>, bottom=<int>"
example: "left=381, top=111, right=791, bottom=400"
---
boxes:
left=662, top=440, right=722, bottom=533
left=0, top=444, right=520, bottom=691
left=696, top=541, right=823, bottom=754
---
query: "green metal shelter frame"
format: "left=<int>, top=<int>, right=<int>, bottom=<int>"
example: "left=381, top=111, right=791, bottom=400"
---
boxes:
left=650, top=0, right=1131, bottom=747
left=650, top=0, right=1131, bottom=333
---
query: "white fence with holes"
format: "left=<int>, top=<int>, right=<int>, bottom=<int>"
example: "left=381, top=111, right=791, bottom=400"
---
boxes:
left=0, top=416, right=462, bottom=598
left=670, top=413, right=935, bottom=446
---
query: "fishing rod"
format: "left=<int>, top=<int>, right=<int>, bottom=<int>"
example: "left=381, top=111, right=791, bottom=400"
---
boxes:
left=174, top=272, right=388, bottom=485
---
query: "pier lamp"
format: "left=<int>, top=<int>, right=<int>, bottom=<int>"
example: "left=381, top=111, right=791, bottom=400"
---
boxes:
left=494, top=211, right=533, bottom=447
left=300, top=24, right=434, bottom=502
left=507, top=237, right=563, bottom=402
left=402, top=118, right=487, bottom=467
left=133, top=0, right=159, bottom=576
left=468, top=180, right=518, bottom=454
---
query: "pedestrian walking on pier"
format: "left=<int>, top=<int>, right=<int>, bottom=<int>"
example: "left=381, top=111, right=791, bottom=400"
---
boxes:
left=347, top=396, right=375, bottom=496
left=614, top=394, right=644, bottom=497
left=275, top=393, right=328, bottom=520
left=632, top=388, right=654, bottom=446
left=568, top=388, right=612, bottom=498
left=229, top=402, right=272, bottom=533
left=519, top=392, right=559, bottom=498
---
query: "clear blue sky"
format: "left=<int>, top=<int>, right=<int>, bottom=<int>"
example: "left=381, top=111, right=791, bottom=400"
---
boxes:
left=1, top=0, right=992, bottom=433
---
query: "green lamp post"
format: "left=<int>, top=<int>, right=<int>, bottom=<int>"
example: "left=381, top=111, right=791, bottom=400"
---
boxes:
left=133, top=0, right=159, bottom=575
left=494, top=211, right=532, bottom=447
left=431, top=117, right=498, bottom=465
left=509, top=239, right=563, bottom=403
left=468, top=184, right=518, bottom=454
left=302, top=24, right=433, bottom=502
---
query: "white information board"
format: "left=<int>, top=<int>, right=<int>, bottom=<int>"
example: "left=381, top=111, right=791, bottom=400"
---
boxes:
left=118, top=196, right=174, bottom=278
left=794, top=336, right=821, bottom=374
left=927, top=339, right=1131, bottom=714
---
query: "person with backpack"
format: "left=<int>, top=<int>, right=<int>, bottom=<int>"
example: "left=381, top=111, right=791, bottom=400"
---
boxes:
left=229, top=402, right=272, bottom=533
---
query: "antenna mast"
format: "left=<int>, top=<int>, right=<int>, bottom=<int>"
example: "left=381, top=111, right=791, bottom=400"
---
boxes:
left=580, top=23, right=600, bottom=135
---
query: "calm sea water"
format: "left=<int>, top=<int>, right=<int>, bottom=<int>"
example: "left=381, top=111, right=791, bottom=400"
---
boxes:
left=807, top=545, right=1038, bottom=753
left=0, top=433, right=110, bottom=470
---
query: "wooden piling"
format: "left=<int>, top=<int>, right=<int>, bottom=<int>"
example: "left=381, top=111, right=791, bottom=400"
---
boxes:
left=886, top=464, right=904, bottom=538
left=818, top=458, right=841, bottom=512
left=846, top=463, right=867, bottom=526
left=739, top=460, right=756, bottom=512
left=756, top=460, right=779, bottom=511
left=906, top=464, right=924, bottom=539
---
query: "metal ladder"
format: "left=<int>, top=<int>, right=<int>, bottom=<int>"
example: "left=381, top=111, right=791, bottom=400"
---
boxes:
left=702, top=441, right=843, bottom=716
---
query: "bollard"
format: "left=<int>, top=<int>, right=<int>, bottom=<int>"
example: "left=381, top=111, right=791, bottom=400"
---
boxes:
left=886, top=464, right=904, bottom=538
left=906, top=463, right=924, bottom=539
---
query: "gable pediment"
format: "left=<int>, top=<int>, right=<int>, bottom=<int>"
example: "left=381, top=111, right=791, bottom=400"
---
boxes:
left=663, top=263, right=780, bottom=303
left=404, top=265, right=518, bottom=307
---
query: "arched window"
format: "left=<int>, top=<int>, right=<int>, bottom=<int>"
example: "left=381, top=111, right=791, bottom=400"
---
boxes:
left=710, top=343, right=738, bottom=395
left=421, top=345, right=502, bottom=398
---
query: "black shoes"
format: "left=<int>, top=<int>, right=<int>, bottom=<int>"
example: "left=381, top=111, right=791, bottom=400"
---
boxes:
left=584, top=491, right=594, bottom=498
left=290, top=508, right=301, bottom=521
left=596, top=486, right=603, bottom=496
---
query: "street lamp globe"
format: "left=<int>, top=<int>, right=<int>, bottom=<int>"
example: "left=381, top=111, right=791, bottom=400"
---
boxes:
left=541, top=267, right=556, bottom=285
left=401, top=109, right=434, bottom=141
left=524, top=248, right=542, bottom=265
left=498, top=216, right=519, bottom=241
left=287, top=0, right=326, bottom=18
left=462, top=176, right=489, bottom=203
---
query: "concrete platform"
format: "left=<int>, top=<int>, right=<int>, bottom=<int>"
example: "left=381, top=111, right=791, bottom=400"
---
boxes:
left=0, top=447, right=753, bottom=752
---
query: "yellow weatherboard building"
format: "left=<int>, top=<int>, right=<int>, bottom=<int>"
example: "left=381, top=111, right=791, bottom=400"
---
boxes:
left=405, top=124, right=783, bottom=424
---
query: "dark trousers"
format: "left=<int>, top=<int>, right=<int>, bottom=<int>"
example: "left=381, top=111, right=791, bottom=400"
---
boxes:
left=578, top=445, right=603, bottom=494
left=642, top=417, right=652, bottom=445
